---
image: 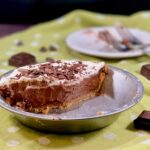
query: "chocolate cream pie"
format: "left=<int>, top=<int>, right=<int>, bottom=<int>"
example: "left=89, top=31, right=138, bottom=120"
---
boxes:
left=0, top=60, right=108, bottom=114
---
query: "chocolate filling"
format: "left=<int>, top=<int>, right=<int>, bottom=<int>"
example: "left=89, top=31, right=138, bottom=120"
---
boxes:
left=0, top=61, right=107, bottom=114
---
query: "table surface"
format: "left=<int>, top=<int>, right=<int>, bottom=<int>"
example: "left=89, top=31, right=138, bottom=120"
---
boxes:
left=0, top=10, right=149, bottom=150
left=0, top=24, right=30, bottom=38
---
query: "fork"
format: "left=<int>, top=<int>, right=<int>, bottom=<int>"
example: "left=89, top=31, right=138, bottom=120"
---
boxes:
left=116, top=25, right=150, bottom=50
left=98, top=30, right=129, bottom=51
left=115, top=25, right=143, bottom=45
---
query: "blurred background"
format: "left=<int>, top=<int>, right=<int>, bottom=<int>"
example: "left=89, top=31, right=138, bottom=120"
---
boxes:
left=0, top=0, right=150, bottom=23
left=0, top=0, right=150, bottom=37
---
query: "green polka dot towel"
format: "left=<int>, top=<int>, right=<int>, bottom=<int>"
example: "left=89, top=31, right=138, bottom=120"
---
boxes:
left=0, top=10, right=150, bottom=150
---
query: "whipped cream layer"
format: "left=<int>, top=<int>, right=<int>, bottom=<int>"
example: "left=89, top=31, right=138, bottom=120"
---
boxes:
left=0, top=60, right=105, bottom=86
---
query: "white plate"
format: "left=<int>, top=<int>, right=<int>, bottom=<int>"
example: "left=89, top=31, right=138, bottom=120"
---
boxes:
left=66, top=26, right=150, bottom=58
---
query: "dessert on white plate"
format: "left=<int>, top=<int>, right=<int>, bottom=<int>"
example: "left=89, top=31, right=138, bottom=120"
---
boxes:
left=66, top=26, right=150, bottom=58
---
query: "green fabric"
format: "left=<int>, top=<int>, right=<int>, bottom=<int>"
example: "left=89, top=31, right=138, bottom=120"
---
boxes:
left=0, top=10, right=150, bottom=150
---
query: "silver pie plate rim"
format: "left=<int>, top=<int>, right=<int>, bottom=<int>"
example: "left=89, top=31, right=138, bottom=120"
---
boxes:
left=0, top=66, right=144, bottom=121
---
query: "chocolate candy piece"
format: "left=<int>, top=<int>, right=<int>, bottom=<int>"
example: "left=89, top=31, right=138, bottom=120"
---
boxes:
left=8, top=52, right=37, bottom=67
left=134, top=110, right=150, bottom=130
left=140, top=64, right=150, bottom=80
left=39, top=46, right=47, bottom=52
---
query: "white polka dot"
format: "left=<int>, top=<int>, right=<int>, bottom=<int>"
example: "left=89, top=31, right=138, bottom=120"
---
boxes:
left=141, top=139, right=150, bottom=144
left=0, top=69, right=8, bottom=73
left=34, top=33, right=42, bottom=39
left=96, top=14, right=106, bottom=20
left=75, top=16, right=81, bottom=24
left=13, top=39, right=21, bottom=45
left=6, top=140, right=20, bottom=147
left=71, top=136, right=84, bottom=144
left=8, top=126, right=20, bottom=133
left=103, top=133, right=116, bottom=140
left=136, top=130, right=149, bottom=137
left=57, top=17, right=65, bottom=24
left=130, top=114, right=138, bottom=121
left=53, top=33, right=61, bottom=39
left=118, top=60, right=127, bottom=64
left=5, top=51, right=15, bottom=56
left=49, top=52, right=57, bottom=57
left=1, top=62, right=8, bottom=66
left=31, top=41, right=39, bottom=47
left=10, top=46, right=17, bottom=51
left=141, top=12, right=150, bottom=18
left=114, top=20, right=121, bottom=26
left=38, top=137, right=51, bottom=145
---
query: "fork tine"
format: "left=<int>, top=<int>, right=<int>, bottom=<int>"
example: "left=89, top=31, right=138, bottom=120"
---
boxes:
left=123, top=27, right=142, bottom=45
left=116, top=25, right=142, bottom=45
left=99, top=31, right=129, bottom=51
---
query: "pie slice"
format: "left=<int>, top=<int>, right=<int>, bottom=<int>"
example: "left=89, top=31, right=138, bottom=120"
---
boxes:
left=0, top=60, right=108, bottom=114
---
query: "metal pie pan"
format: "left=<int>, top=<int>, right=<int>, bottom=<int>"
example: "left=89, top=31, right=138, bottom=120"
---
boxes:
left=0, top=66, right=144, bottom=133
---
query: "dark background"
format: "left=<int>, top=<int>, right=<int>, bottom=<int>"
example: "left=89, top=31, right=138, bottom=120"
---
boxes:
left=0, top=0, right=150, bottom=24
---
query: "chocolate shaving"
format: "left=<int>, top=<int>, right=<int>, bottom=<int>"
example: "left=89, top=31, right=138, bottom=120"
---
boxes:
left=16, top=74, right=22, bottom=79
left=15, top=61, right=86, bottom=81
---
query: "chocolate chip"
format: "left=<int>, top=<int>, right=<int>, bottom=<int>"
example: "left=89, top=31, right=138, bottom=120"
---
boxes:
left=141, top=64, right=150, bottom=80
left=134, top=110, right=150, bottom=130
left=15, top=73, right=22, bottom=79
left=74, top=69, right=79, bottom=73
left=39, top=46, right=47, bottom=52
left=8, top=52, right=37, bottom=67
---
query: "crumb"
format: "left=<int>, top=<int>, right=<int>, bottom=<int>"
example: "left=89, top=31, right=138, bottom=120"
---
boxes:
left=96, top=111, right=105, bottom=115
left=49, top=44, right=59, bottom=51
left=39, top=46, right=47, bottom=52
